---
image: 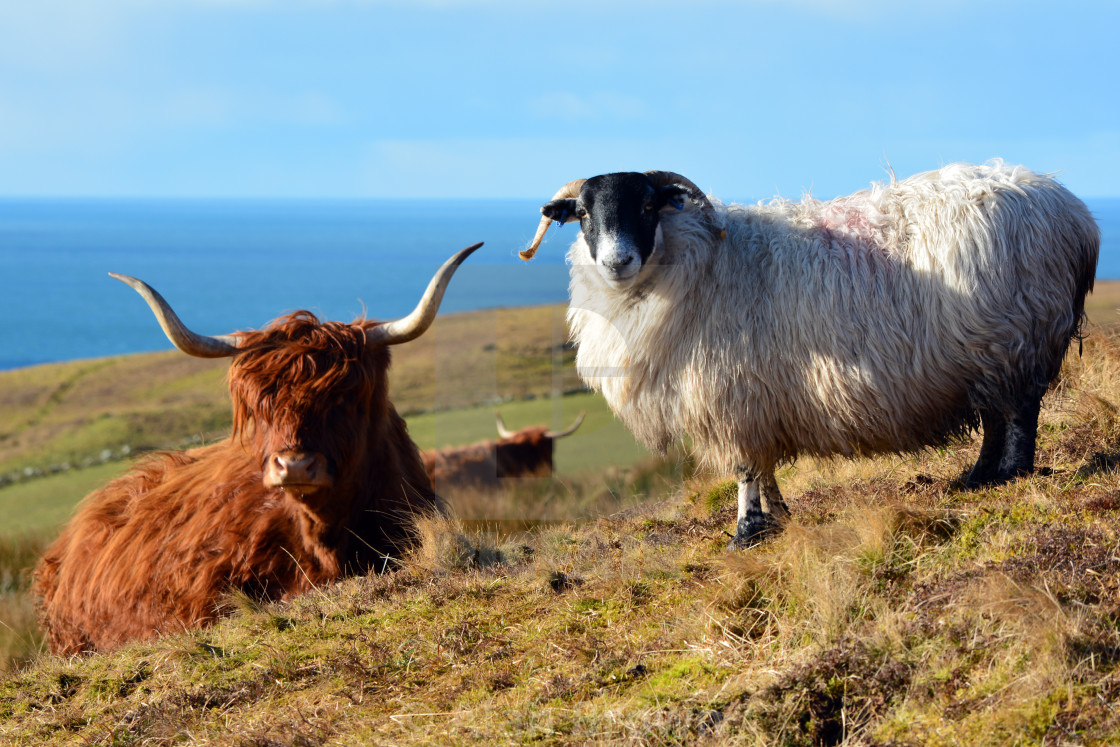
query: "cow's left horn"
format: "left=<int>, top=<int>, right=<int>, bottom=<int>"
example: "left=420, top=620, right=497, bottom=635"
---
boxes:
left=110, top=273, right=241, bottom=358
left=494, top=411, right=516, bottom=439
left=544, top=411, right=586, bottom=439
left=366, top=242, right=483, bottom=346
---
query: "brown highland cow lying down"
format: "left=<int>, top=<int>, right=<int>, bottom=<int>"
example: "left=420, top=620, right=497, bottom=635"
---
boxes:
left=34, top=243, right=481, bottom=655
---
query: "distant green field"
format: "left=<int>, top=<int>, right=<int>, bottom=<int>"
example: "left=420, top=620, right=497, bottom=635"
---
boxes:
left=0, top=391, right=651, bottom=539
left=406, top=390, right=649, bottom=471
left=0, top=462, right=126, bottom=536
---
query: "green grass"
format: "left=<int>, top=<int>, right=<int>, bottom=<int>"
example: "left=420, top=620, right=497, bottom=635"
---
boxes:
left=0, top=463, right=126, bottom=537
left=1, top=296, right=1119, bottom=742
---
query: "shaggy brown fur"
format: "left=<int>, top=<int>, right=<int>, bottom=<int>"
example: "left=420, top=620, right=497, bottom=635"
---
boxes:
left=34, top=311, right=443, bottom=655
left=422, top=427, right=559, bottom=491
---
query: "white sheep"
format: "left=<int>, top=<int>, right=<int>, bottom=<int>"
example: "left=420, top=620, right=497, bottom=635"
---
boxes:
left=520, top=162, right=1099, bottom=547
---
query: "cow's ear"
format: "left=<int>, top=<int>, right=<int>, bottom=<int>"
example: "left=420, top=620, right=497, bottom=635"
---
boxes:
left=541, top=198, right=578, bottom=224
left=656, top=184, right=691, bottom=211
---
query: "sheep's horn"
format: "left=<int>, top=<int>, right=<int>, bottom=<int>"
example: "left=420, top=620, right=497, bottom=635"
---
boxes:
left=366, top=242, right=483, bottom=346
left=110, top=273, right=241, bottom=358
left=544, top=411, right=586, bottom=439
left=494, top=411, right=515, bottom=439
left=644, top=171, right=712, bottom=210
left=520, top=178, right=586, bottom=261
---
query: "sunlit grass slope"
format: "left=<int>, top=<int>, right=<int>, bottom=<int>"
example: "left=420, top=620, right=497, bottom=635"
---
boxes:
left=1, top=317, right=1118, bottom=742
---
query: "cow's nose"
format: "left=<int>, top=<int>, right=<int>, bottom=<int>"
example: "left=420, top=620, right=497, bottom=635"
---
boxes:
left=265, top=451, right=326, bottom=491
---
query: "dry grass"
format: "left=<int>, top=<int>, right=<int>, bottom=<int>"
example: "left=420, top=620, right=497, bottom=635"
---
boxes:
left=1, top=316, right=1119, bottom=743
left=440, top=445, right=697, bottom=524
left=0, top=533, right=48, bottom=675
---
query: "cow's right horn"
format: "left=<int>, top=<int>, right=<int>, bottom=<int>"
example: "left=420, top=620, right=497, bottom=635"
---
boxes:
left=544, top=411, right=586, bottom=439
left=520, top=178, right=586, bottom=261
left=111, top=273, right=241, bottom=358
left=366, top=242, right=483, bottom=346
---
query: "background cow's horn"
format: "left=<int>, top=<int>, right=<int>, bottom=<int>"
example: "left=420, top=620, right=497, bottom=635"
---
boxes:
left=366, top=242, right=483, bottom=346
left=644, top=171, right=712, bottom=210
left=520, top=178, right=586, bottom=261
left=494, top=411, right=515, bottom=439
left=110, top=273, right=241, bottom=358
left=544, top=411, right=586, bottom=439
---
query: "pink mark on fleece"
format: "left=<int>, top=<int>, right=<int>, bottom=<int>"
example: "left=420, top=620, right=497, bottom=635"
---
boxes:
left=818, top=196, right=885, bottom=244
left=814, top=196, right=898, bottom=277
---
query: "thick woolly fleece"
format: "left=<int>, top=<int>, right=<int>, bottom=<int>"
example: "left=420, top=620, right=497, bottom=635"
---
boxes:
left=566, top=161, right=1099, bottom=478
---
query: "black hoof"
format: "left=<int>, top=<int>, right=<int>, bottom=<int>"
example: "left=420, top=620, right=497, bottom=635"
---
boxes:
left=962, top=465, right=1031, bottom=491
left=726, top=515, right=783, bottom=550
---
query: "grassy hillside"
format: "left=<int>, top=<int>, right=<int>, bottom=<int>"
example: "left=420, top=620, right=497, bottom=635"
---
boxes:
left=0, top=286, right=1118, bottom=743
left=0, top=328, right=1118, bottom=744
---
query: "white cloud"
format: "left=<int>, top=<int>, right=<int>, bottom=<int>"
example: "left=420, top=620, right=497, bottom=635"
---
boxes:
left=158, top=90, right=238, bottom=128
left=0, top=1, right=145, bottom=73
left=361, top=137, right=718, bottom=199
left=155, top=90, right=348, bottom=128
left=284, top=92, right=348, bottom=126
left=0, top=85, right=349, bottom=157
left=526, top=92, right=649, bottom=121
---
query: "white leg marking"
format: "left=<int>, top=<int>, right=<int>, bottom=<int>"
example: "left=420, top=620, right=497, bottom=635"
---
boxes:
left=737, top=480, right=759, bottom=522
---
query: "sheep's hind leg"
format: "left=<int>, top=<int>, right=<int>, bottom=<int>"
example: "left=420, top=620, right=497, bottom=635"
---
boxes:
left=965, top=409, right=1007, bottom=488
left=728, top=466, right=789, bottom=549
left=965, top=395, right=1043, bottom=488
left=996, top=394, right=1043, bottom=482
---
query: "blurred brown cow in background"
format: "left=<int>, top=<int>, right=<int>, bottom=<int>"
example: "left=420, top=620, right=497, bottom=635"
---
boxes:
left=33, top=243, right=481, bottom=655
left=422, top=410, right=585, bottom=490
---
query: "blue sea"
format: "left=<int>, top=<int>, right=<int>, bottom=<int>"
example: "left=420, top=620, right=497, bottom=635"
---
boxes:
left=0, top=199, right=569, bottom=371
left=1, top=197, right=1118, bottom=371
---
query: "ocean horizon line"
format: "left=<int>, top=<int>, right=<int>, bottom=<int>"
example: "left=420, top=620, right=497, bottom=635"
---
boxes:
left=3, top=196, right=1118, bottom=373
left=3, top=193, right=1119, bottom=204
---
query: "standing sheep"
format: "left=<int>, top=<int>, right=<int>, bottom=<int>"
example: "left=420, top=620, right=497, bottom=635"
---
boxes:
left=520, top=162, right=1099, bottom=547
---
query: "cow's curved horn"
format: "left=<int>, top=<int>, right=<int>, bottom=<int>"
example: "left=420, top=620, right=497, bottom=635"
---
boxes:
left=544, top=411, right=586, bottom=439
left=644, top=171, right=711, bottom=210
left=520, top=178, right=586, bottom=261
left=366, top=242, right=483, bottom=346
left=495, top=411, right=515, bottom=439
left=110, top=273, right=241, bottom=358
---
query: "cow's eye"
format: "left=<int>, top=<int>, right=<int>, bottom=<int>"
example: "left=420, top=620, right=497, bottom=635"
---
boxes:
left=643, top=203, right=654, bottom=212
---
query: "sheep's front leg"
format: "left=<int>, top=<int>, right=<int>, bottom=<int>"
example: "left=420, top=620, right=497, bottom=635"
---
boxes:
left=728, top=466, right=789, bottom=549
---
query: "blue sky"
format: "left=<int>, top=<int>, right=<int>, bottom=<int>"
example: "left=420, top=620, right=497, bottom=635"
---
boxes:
left=1, top=0, right=1117, bottom=201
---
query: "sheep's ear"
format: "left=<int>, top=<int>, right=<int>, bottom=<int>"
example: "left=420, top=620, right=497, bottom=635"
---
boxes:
left=541, top=198, right=578, bottom=224
left=656, top=184, right=692, bottom=211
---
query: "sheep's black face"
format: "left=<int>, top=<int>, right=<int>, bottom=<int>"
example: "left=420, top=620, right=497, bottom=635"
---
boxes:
left=542, top=172, right=690, bottom=290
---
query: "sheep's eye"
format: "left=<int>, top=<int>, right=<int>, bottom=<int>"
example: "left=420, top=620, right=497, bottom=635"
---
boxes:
left=643, top=203, right=654, bottom=212
left=575, top=208, right=586, bottom=219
